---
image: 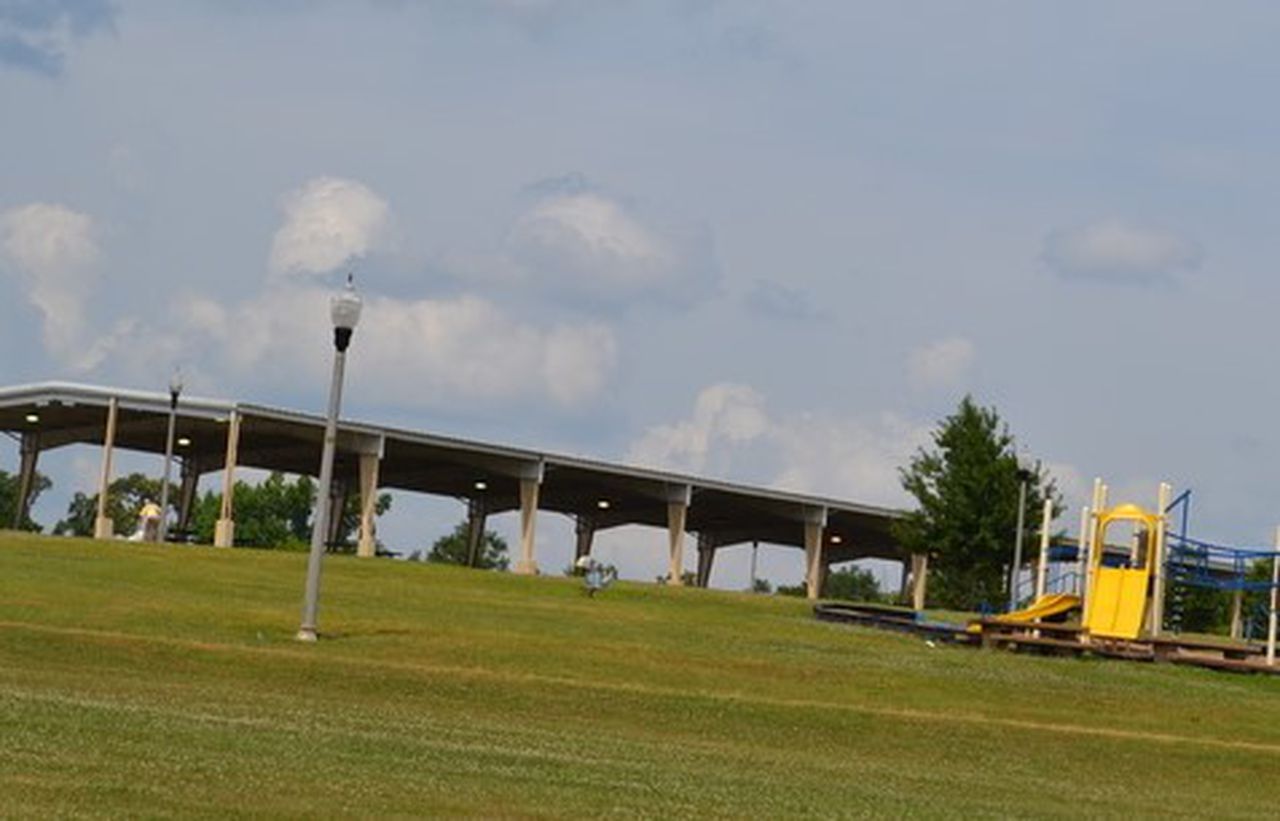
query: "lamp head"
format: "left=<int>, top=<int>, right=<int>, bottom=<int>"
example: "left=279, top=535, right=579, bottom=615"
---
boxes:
left=331, top=274, right=363, bottom=351
left=169, top=368, right=184, bottom=397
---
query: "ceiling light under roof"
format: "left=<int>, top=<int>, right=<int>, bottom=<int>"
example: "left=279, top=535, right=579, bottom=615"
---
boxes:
left=473, top=480, right=488, bottom=491
left=596, top=499, right=611, bottom=510
left=830, top=534, right=843, bottom=544
left=24, top=413, right=38, bottom=424
left=177, top=437, right=192, bottom=447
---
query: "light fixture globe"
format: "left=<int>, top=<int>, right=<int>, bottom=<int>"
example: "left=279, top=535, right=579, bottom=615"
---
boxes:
left=330, top=276, right=363, bottom=351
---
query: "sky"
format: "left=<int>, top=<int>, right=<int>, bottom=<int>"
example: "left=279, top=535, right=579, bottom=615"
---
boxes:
left=4, top=0, right=1280, bottom=590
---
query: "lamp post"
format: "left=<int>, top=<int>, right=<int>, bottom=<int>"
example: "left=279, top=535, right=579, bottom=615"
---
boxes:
left=298, top=276, right=363, bottom=642
left=158, top=369, right=183, bottom=543
left=1007, top=462, right=1035, bottom=612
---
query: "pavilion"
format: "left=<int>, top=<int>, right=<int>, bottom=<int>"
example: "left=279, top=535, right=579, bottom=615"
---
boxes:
left=0, top=382, right=927, bottom=602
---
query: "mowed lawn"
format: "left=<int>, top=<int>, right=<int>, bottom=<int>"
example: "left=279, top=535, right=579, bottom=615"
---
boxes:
left=2, top=535, right=1280, bottom=818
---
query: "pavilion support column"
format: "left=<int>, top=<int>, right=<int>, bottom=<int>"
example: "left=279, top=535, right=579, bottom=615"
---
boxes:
left=804, top=507, right=828, bottom=601
left=514, top=462, right=544, bottom=575
left=93, top=397, right=119, bottom=540
left=695, top=533, right=716, bottom=588
left=898, top=558, right=911, bottom=602
left=13, top=431, right=40, bottom=529
left=910, top=553, right=930, bottom=611
left=214, top=410, right=241, bottom=547
left=466, top=498, right=489, bottom=568
left=666, top=486, right=691, bottom=586
left=176, top=457, right=200, bottom=536
left=573, top=514, right=594, bottom=565
left=357, top=452, right=380, bottom=558
left=327, top=478, right=350, bottom=550
left=1230, top=589, right=1245, bottom=640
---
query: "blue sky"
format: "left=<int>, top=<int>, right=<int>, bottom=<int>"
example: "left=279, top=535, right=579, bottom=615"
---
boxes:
left=4, top=1, right=1280, bottom=588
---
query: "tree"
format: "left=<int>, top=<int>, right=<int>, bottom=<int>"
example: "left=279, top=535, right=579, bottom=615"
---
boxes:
left=822, top=565, right=883, bottom=602
left=0, top=468, right=51, bottom=532
left=894, top=396, right=1061, bottom=611
left=188, top=472, right=391, bottom=551
left=54, top=473, right=166, bottom=537
left=427, top=520, right=509, bottom=570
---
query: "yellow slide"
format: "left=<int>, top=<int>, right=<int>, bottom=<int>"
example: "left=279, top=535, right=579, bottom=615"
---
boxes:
left=1084, top=567, right=1149, bottom=639
left=993, top=592, right=1081, bottom=624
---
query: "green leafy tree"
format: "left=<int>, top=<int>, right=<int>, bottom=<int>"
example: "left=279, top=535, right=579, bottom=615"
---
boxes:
left=427, top=520, right=509, bottom=570
left=54, top=472, right=166, bottom=537
left=894, top=396, right=1061, bottom=610
left=189, top=472, right=391, bottom=551
left=0, top=468, right=52, bottom=532
left=822, top=565, right=883, bottom=602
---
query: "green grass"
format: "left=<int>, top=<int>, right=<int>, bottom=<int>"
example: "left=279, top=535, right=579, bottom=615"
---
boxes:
left=2, top=533, right=1279, bottom=818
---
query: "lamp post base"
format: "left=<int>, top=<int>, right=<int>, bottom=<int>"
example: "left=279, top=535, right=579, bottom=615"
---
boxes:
left=295, top=627, right=318, bottom=642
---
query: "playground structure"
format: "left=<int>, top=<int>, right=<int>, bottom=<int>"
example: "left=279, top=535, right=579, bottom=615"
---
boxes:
left=820, top=477, right=1280, bottom=674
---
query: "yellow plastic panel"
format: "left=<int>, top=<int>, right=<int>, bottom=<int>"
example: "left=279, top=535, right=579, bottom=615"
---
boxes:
left=995, top=593, right=1081, bottom=624
left=1086, top=567, right=1149, bottom=639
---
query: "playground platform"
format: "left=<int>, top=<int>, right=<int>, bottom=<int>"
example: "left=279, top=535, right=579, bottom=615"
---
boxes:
left=815, top=602, right=1280, bottom=675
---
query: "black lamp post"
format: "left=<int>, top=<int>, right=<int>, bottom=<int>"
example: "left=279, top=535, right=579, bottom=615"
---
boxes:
left=158, top=369, right=183, bottom=542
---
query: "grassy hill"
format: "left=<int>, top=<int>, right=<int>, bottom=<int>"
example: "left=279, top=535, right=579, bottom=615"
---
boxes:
left=2, top=533, right=1279, bottom=818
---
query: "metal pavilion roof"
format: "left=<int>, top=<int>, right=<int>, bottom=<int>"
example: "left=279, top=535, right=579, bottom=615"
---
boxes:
left=0, top=381, right=908, bottom=560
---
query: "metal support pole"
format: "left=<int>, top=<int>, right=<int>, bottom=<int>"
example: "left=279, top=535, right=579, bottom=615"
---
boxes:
left=1076, top=505, right=1091, bottom=601
left=158, top=388, right=179, bottom=542
left=1149, top=482, right=1170, bottom=636
left=1008, top=478, right=1029, bottom=611
left=1035, top=497, right=1052, bottom=600
left=298, top=346, right=348, bottom=642
left=1268, top=526, right=1279, bottom=667
left=749, top=540, right=759, bottom=592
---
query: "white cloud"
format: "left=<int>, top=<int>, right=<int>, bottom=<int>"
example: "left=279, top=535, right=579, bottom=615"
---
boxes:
left=180, top=286, right=617, bottom=409
left=627, top=383, right=928, bottom=506
left=628, top=383, right=770, bottom=474
left=0, top=202, right=101, bottom=361
left=1043, top=219, right=1202, bottom=283
left=908, top=337, right=975, bottom=390
left=502, top=188, right=717, bottom=306
left=268, top=177, right=393, bottom=278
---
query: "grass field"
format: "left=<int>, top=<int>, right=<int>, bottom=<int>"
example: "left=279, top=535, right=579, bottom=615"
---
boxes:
left=3, top=534, right=1280, bottom=818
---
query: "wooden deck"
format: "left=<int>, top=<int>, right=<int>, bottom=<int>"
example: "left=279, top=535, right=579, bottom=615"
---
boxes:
left=816, top=603, right=1280, bottom=675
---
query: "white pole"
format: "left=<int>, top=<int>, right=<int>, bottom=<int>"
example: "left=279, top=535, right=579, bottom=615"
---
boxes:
left=1149, top=482, right=1170, bottom=636
left=1080, top=502, right=1090, bottom=599
left=1035, top=497, right=1052, bottom=600
left=1008, top=477, right=1029, bottom=611
left=1268, top=526, right=1279, bottom=667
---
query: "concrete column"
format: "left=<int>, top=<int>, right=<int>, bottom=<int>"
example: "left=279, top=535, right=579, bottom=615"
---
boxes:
left=357, top=452, right=380, bottom=558
left=93, top=397, right=119, bottom=540
left=326, top=478, right=350, bottom=549
left=898, top=558, right=911, bottom=602
left=176, top=456, right=199, bottom=536
left=214, top=410, right=240, bottom=547
left=466, top=498, right=489, bottom=568
left=695, top=533, right=716, bottom=588
left=573, top=514, right=594, bottom=565
left=1230, top=588, right=1244, bottom=640
left=804, top=507, right=828, bottom=600
left=910, top=553, right=929, bottom=611
left=666, top=488, right=690, bottom=585
left=514, top=463, right=543, bottom=575
left=13, top=431, right=40, bottom=529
